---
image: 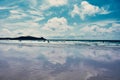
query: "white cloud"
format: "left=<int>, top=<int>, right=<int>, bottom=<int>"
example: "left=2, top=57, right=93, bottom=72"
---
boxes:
left=28, top=10, right=42, bottom=15
left=8, top=8, right=45, bottom=21
left=9, top=9, right=27, bottom=19
left=47, top=0, right=68, bottom=7
left=0, top=28, right=13, bottom=37
left=80, top=25, right=111, bottom=33
left=28, top=10, right=45, bottom=21
left=1, top=0, right=45, bottom=21
left=0, top=20, right=42, bottom=37
left=0, top=16, right=72, bottom=38
left=42, top=17, right=71, bottom=32
left=78, top=20, right=120, bottom=39
left=71, top=1, right=110, bottom=20
left=0, top=6, right=15, bottom=10
left=40, top=0, right=68, bottom=10
left=110, top=23, right=120, bottom=32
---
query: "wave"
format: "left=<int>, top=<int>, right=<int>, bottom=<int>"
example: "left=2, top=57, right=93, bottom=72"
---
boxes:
left=0, top=40, right=120, bottom=47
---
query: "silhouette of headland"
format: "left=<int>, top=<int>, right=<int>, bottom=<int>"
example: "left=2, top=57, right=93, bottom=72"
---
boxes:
left=0, top=36, right=120, bottom=43
left=0, top=36, right=48, bottom=42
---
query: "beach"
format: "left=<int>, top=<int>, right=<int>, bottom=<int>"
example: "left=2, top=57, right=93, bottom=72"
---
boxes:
left=0, top=41, right=120, bottom=80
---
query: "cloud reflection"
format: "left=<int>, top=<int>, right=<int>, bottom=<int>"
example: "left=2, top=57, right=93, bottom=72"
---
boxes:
left=0, top=44, right=120, bottom=80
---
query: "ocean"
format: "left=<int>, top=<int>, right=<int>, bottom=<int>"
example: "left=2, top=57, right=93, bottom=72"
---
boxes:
left=0, top=40, right=120, bottom=80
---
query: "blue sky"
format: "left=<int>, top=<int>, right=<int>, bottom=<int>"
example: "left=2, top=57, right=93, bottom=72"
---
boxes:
left=0, top=0, right=120, bottom=39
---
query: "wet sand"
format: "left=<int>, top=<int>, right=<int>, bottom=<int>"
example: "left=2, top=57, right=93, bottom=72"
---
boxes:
left=0, top=43, right=120, bottom=80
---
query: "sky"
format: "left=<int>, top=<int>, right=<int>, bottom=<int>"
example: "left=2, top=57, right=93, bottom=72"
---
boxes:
left=0, top=0, right=120, bottom=40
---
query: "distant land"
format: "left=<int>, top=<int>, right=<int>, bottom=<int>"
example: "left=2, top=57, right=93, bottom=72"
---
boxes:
left=0, top=36, right=120, bottom=43
left=0, top=36, right=47, bottom=41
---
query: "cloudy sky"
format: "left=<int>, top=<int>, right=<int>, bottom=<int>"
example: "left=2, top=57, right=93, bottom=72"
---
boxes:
left=0, top=0, right=120, bottom=39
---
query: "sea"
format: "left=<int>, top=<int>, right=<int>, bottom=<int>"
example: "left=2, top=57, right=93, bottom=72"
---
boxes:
left=0, top=40, right=120, bottom=80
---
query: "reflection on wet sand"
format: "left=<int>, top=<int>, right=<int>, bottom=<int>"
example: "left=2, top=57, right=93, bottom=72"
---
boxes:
left=0, top=44, right=120, bottom=80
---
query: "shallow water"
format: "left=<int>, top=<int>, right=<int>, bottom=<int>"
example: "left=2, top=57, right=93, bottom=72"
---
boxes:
left=0, top=43, right=120, bottom=80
